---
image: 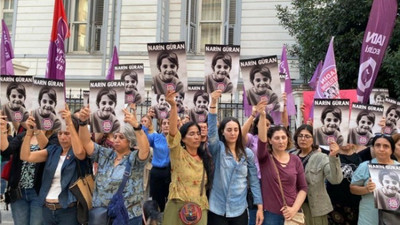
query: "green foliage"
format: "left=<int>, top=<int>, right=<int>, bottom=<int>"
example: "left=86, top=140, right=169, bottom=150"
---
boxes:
left=276, top=0, right=400, bottom=98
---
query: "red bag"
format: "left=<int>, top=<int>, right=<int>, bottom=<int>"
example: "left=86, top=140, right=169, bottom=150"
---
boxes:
left=1, top=156, right=13, bottom=181
left=179, top=202, right=202, bottom=225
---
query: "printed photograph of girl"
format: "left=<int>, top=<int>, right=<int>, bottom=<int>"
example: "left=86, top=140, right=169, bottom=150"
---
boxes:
left=347, top=104, right=384, bottom=146
left=241, top=56, right=283, bottom=112
left=204, top=44, right=240, bottom=94
left=370, top=88, right=389, bottom=106
left=147, top=42, right=187, bottom=95
left=313, top=99, right=350, bottom=147
left=1, top=82, right=28, bottom=123
left=115, top=64, right=145, bottom=104
left=188, top=90, right=209, bottom=123
left=89, top=81, right=125, bottom=133
left=31, top=78, right=65, bottom=131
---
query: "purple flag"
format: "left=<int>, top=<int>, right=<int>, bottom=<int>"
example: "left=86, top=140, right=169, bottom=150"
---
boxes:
left=308, top=61, right=323, bottom=90
left=280, top=45, right=296, bottom=116
left=243, top=86, right=252, bottom=117
left=357, top=0, right=397, bottom=103
left=106, top=46, right=119, bottom=80
left=309, top=37, right=340, bottom=119
left=315, top=37, right=340, bottom=99
left=1, top=19, right=14, bottom=75
left=45, top=0, right=69, bottom=80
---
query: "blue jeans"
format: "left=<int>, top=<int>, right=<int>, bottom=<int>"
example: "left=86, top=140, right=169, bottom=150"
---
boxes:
left=128, top=215, right=142, bottom=225
left=248, top=208, right=257, bottom=225
left=263, top=210, right=284, bottom=225
left=0, top=160, right=8, bottom=194
left=10, top=188, right=43, bottom=225
left=42, top=205, right=79, bottom=225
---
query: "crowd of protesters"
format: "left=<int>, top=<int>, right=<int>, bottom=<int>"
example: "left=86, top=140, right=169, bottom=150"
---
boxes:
left=1, top=89, right=400, bottom=225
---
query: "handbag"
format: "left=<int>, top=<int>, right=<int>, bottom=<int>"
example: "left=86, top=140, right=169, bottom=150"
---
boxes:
left=70, top=159, right=95, bottom=224
left=270, top=155, right=305, bottom=225
left=89, top=158, right=131, bottom=225
left=178, top=168, right=205, bottom=225
left=1, top=156, right=13, bottom=181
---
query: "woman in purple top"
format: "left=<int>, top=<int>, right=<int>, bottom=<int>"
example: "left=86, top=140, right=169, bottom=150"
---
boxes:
left=257, top=109, right=307, bottom=225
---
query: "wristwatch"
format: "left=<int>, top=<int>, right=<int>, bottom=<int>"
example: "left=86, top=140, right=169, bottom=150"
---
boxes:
left=133, top=124, right=142, bottom=131
left=78, top=120, right=88, bottom=126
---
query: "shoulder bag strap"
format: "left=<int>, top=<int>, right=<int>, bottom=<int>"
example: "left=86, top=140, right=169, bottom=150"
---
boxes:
left=270, top=154, right=287, bottom=207
left=199, top=167, right=205, bottom=196
left=116, top=156, right=132, bottom=194
left=74, top=158, right=84, bottom=178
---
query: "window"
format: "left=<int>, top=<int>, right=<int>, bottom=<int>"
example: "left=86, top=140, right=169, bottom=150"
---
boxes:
left=65, top=0, right=104, bottom=53
left=2, top=0, right=14, bottom=30
left=185, top=0, right=239, bottom=53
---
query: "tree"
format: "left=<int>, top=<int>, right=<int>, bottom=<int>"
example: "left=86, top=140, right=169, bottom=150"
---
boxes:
left=276, top=0, right=400, bottom=98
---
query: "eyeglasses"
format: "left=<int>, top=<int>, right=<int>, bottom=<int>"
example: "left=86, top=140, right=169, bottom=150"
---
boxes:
left=298, top=134, right=312, bottom=139
left=374, top=133, right=392, bottom=138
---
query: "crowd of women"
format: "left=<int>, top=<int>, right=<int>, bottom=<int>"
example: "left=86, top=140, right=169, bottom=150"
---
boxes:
left=1, top=89, right=400, bottom=225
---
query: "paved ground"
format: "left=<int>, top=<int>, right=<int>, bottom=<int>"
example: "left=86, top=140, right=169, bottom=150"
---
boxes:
left=0, top=200, right=13, bottom=225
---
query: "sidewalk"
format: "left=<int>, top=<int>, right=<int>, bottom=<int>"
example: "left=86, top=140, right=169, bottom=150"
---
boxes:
left=0, top=200, right=13, bottom=225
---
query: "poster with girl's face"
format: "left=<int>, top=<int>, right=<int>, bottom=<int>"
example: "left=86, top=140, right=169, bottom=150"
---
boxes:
left=0, top=75, right=33, bottom=123
left=89, top=80, right=125, bottom=134
left=147, top=42, right=187, bottom=95
left=204, top=44, right=240, bottom=94
left=370, top=88, right=389, bottom=106
left=348, top=103, right=384, bottom=146
left=313, top=99, right=350, bottom=147
left=151, top=93, right=171, bottom=120
left=369, top=164, right=400, bottom=213
left=114, top=64, right=145, bottom=104
left=240, top=56, right=283, bottom=112
left=186, top=85, right=210, bottom=123
left=31, top=78, right=65, bottom=131
left=382, top=97, right=400, bottom=135
left=83, top=90, right=90, bottom=106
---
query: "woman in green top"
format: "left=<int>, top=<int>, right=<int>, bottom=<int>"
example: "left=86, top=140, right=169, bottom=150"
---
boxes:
left=162, top=91, right=213, bottom=225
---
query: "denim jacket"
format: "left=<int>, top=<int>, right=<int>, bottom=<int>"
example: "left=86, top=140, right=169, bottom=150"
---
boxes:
left=207, top=113, right=262, bottom=217
left=39, top=145, right=78, bottom=208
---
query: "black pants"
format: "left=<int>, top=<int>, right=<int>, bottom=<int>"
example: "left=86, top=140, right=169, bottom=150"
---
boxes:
left=149, top=166, right=171, bottom=212
left=207, top=210, right=248, bottom=225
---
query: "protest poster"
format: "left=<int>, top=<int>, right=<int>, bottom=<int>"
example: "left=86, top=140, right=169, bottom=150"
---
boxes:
left=370, top=88, right=389, bottom=106
left=89, top=80, right=125, bottom=133
left=369, top=164, right=400, bottom=212
left=147, top=42, right=187, bottom=95
left=382, top=97, right=400, bottom=134
left=313, top=99, right=350, bottom=147
left=186, top=85, right=209, bottom=123
left=114, top=63, right=145, bottom=104
left=204, top=44, right=240, bottom=94
left=31, top=78, right=65, bottom=131
left=0, top=75, right=33, bottom=123
left=240, top=56, right=283, bottom=112
left=348, top=103, right=384, bottom=145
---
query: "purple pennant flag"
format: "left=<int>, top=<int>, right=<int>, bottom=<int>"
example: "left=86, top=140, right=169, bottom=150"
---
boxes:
left=279, top=45, right=296, bottom=117
left=1, top=19, right=14, bottom=75
left=106, top=46, right=119, bottom=80
left=357, top=0, right=397, bottom=103
left=308, top=61, right=323, bottom=90
left=45, top=0, right=69, bottom=80
left=314, top=37, right=340, bottom=99
left=309, top=37, right=340, bottom=119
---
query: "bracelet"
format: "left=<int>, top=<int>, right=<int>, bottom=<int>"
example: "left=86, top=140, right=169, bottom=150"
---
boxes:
left=133, top=124, right=142, bottom=131
left=251, top=113, right=257, bottom=118
left=78, top=120, right=88, bottom=126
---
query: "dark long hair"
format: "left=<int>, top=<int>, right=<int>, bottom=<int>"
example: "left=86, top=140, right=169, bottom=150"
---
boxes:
left=251, top=113, right=274, bottom=135
left=293, top=124, right=319, bottom=151
left=218, top=117, right=247, bottom=159
left=180, top=121, right=214, bottom=190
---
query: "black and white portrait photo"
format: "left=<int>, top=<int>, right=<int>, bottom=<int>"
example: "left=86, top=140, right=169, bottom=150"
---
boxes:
left=204, top=44, right=240, bottom=94
left=31, top=78, right=65, bottom=131
left=0, top=75, right=33, bottom=123
left=187, top=90, right=210, bottom=123
left=241, top=56, right=283, bottom=112
left=313, top=99, right=350, bottom=147
left=89, top=80, right=125, bottom=133
left=115, top=64, right=145, bottom=104
left=151, top=93, right=171, bottom=120
left=370, top=88, right=389, bottom=106
left=382, top=98, right=400, bottom=135
left=348, top=104, right=384, bottom=146
left=147, top=42, right=187, bottom=95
